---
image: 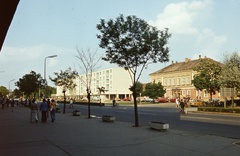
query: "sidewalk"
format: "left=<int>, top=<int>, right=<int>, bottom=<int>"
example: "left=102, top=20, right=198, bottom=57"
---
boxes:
left=0, top=105, right=240, bottom=156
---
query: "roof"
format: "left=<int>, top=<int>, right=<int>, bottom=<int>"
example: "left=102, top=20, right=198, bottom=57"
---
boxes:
left=0, top=0, right=20, bottom=52
left=150, top=56, right=222, bottom=75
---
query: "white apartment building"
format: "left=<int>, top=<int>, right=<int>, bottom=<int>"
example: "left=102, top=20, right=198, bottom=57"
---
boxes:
left=55, top=67, right=133, bottom=101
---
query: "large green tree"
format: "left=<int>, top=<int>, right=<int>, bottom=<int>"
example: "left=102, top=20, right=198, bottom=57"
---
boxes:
left=142, top=81, right=166, bottom=100
left=50, top=67, right=78, bottom=114
left=191, top=59, right=222, bottom=101
left=96, top=14, right=171, bottom=126
left=0, top=86, right=9, bottom=97
left=15, top=71, right=44, bottom=98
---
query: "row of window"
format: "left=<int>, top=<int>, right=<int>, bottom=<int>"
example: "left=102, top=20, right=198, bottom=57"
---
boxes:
left=162, top=76, right=192, bottom=86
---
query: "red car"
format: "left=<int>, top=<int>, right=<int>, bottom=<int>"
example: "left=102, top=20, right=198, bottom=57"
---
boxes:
left=123, top=97, right=131, bottom=101
left=155, top=98, right=168, bottom=103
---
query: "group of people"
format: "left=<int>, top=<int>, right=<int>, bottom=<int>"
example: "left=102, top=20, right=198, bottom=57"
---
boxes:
left=175, top=98, right=187, bottom=114
left=0, top=97, right=16, bottom=112
left=30, top=98, right=57, bottom=123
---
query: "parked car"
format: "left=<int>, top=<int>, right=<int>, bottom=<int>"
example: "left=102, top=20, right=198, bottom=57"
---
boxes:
left=189, top=99, right=203, bottom=107
left=155, top=97, right=168, bottom=103
left=123, top=97, right=131, bottom=101
left=142, top=98, right=153, bottom=102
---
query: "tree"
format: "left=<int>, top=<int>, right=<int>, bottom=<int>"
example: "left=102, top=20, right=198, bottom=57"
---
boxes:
left=220, top=52, right=240, bottom=107
left=75, top=48, right=102, bottom=118
left=142, top=82, right=166, bottom=100
left=129, top=81, right=143, bottom=97
left=97, top=14, right=171, bottom=126
left=15, top=71, right=44, bottom=98
left=0, top=86, right=9, bottom=97
left=220, top=52, right=240, bottom=90
left=50, top=68, right=78, bottom=113
left=191, top=59, right=222, bottom=101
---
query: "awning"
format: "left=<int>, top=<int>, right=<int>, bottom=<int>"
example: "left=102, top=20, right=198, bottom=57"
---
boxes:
left=0, top=0, right=20, bottom=52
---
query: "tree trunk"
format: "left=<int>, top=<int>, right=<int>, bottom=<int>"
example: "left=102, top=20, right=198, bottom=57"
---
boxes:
left=87, top=92, right=91, bottom=118
left=63, top=91, right=66, bottom=114
left=133, top=87, right=139, bottom=127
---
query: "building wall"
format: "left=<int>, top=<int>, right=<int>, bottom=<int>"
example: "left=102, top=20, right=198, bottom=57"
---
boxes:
left=150, top=68, right=220, bottom=101
left=55, top=67, right=132, bottom=101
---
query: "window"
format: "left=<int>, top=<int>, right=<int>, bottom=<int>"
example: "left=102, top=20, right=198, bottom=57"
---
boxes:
left=172, top=78, right=175, bottom=86
left=182, top=77, right=185, bottom=85
left=177, top=77, right=181, bottom=85
left=164, top=79, right=167, bottom=86
left=168, top=79, right=171, bottom=86
left=186, top=76, right=191, bottom=84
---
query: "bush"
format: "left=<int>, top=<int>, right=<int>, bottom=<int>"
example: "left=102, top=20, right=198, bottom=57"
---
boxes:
left=198, top=107, right=240, bottom=113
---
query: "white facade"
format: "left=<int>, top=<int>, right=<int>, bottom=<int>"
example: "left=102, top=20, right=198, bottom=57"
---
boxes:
left=55, top=67, right=133, bottom=101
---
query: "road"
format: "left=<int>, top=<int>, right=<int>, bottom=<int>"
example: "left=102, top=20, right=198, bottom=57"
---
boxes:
left=58, top=102, right=240, bottom=139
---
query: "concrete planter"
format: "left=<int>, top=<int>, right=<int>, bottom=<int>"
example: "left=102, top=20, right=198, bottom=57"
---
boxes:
left=148, top=121, right=169, bottom=130
left=102, top=115, right=115, bottom=122
left=56, top=108, right=61, bottom=113
left=72, top=111, right=80, bottom=116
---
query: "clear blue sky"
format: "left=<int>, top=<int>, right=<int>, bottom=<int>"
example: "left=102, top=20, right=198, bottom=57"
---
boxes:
left=0, top=0, right=239, bottom=90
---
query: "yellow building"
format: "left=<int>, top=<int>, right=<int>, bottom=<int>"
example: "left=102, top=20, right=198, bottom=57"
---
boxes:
left=149, top=56, right=221, bottom=101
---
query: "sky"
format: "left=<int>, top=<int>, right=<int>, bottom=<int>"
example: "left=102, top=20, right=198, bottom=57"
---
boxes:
left=0, top=0, right=240, bottom=90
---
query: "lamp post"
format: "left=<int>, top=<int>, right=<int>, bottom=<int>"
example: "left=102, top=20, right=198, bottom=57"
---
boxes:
left=9, top=79, right=15, bottom=97
left=44, top=55, right=57, bottom=98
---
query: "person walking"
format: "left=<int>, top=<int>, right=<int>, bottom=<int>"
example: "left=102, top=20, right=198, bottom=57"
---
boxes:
left=69, top=98, right=74, bottom=108
left=40, top=99, right=48, bottom=123
left=10, top=98, right=15, bottom=112
left=50, top=99, right=57, bottom=122
left=179, top=99, right=186, bottom=114
left=175, top=98, right=179, bottom=108
left=31, top=99, right=39, bottom=123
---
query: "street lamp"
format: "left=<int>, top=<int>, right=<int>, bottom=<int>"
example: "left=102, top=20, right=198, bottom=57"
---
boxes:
left=44, top=55, right=57, bottom=98
left=9, top=79, right=15, bottom=97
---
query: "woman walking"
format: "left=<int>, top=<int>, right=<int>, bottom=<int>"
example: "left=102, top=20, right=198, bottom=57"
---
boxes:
left=50, top=99, right=57, bottom=122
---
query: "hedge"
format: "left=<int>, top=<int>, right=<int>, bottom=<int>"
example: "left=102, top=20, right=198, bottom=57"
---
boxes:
left=198, top=107, right=240, bottom=113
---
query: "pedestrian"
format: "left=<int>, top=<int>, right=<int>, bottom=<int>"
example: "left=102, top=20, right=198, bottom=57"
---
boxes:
left=179, top=99, right=186, bottom=114
left=112, top=98, right=116, bottom=106
left=10, top=98, right=15, bottom=112
left=50, top=99, right=57, bottom=122
left=1, top=97, right=4, bottom=109
left=40, top=99, right=48, bottom=123
left=47, top=98, right=51, bottom=118
left=175, top=98, right=179, bottom=108
left=31, top=99, right=39, bottom=123
left=69, top=98, right=74, bottom=108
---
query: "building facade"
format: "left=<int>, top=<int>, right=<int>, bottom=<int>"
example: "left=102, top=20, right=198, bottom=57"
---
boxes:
left=149, top=56, right=221, bottom=101
left=54, top=67, right=133, bottom=101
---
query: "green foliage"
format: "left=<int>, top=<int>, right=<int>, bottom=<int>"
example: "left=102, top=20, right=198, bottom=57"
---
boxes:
left=142, top=82, right=166, bottom=99
left=15, top=71, right=44, bottom=98
left=129, top=81, right=143, bottom=97
left=49, top=67, right=78, bottom=93
left=97, top=14, right=171, bottom=126
left=192, top=59, right=222, bottom=100
left=220, top=52, right=240, bottom=93
left=0, top=86, right=9, bottom=97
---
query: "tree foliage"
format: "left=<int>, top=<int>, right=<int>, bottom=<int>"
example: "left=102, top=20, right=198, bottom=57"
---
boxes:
left=129, top=81, right=143, bottom=97
left=142, top=82, right=166, bottom=99
left=220, top=52, right=240, bottom=93
left=15, top=71, right=44, bottom=98
left=0, top=86, right=9, bottom=97
left=50, top=67, right=78, bottom=93
left=191, top=59, right=222, bottom=100
left=96, top=14, right=171, bottom=126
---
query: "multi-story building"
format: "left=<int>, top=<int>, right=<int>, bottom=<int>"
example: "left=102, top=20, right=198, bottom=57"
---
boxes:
left=149, top=55, right=221, bottom=101
left=54, top=67, right=133, bottom=101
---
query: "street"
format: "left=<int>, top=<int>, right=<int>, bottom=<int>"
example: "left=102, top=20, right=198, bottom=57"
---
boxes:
left=58, top=102, right=240, bottom=139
